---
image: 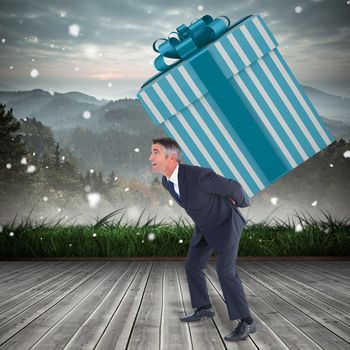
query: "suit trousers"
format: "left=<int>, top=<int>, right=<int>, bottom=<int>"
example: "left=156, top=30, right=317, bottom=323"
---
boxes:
left=184, top=235, right=251, bottom=320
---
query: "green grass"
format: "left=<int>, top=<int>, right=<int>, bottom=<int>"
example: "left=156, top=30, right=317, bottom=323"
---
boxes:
left=0, top=210, right=349, bottom=257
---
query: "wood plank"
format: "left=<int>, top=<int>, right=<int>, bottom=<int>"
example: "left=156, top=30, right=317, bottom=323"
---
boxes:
left=254, top=261, right=350, bottom=319
left=287, top=261, right=350, bottom=283
left=0, top=261, right=87, bottom=311
left=0, top=261, right=62, bottom=294
left=159, top=261, right=193, bottom=349
left=0, top=261, right=42, bottom=276
left=265, top=261, right=350, bottom=305
left=30, top=262, right=134, bottom=350
left=175, top=261, right=225, bottom=350
left=206, top=263, right=290, bottom=350
left=0, top=262, right=112, bottom=349
left=60, top=262, right=144, bottom=350
left=94, top=262, right=153, bottom=350
left=127, top=261, right=164, bottom=349
left=237, top=263, right=349, bottom=350
left=0, top=262, right=90, bottom=325
left=240, top=262, right=350, bottom=342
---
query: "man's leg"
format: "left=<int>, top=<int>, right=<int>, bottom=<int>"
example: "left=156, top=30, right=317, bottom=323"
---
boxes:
left=216, top=242, right=251, bottom=321
left=185, top=235, right=213, bottom=309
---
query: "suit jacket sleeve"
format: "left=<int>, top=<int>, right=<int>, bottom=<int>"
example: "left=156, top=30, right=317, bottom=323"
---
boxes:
left=198, top=168, right=249, bottom=208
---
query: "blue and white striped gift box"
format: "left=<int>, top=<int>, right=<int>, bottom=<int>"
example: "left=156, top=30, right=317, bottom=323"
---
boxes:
left=137, top=15, right=334, bottom=198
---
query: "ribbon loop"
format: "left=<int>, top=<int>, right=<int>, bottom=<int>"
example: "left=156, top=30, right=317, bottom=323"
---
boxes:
left=152, top=14, right=230, bottom=72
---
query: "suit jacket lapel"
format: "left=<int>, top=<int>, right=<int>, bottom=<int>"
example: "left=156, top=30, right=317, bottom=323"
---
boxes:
left=178, top=163, right=187, bottom=207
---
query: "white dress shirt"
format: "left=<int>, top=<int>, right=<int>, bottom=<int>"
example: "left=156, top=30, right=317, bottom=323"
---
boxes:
left=167, top=163, right=180, bottom=197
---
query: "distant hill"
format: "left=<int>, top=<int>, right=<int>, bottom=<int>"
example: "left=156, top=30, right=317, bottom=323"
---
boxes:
left=303, top=85, right=350, bottom=122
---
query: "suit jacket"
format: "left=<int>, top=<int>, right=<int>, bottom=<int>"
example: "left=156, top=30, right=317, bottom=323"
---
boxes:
left=162, top=163, right=249, bottom=251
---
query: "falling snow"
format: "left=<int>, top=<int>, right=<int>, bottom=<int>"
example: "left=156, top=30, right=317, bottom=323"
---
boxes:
left=108, top=82, right=112, bottom=87
left=1, top=38, right=5, bottom=43
left=6, top=163, right=11, bottom=169
left=27, top=165, right=36, bottom=173
left=295, top=6, right=303, bottom=14
left=87, top=192, right=101, bottom=208
left=83, top=110, right=91, bottom=119
left=270, top=197, right=278, bottom=205
left=124, top=187, right=130, bottom=192
left=9, top=232, right=14, bottom=237
left=198, top=5, right=204, bottom=11
left=30, top=69, right=39, bottom=78
left=330, top=163, right=334, bottom=168
left=93, top=233, right=97, bottom=237
left=168, top=199, right=174, bottom=206
left=10, top=66, right=14, bottom=70
left=343, top=150, right=350, bottom=158
left=89, top=169, right=94, bottom=173
left=147, top=232, right=156, bottom=241
left=311, top=201, right=318, bottom=207
left=20, top=157, right=27, bottom=165
left=69, top=24, right=80, bottom=37
left=134, top=148, right=140, bottom=152
left=179, top=239, right=183, bottom=244
left=43, top=196, right=48, bottom=202
left=0, top=226, right=3, bottom=233
left=57, top=208, right=62, bottom=212
left=295, top=223, right=303, bottom=232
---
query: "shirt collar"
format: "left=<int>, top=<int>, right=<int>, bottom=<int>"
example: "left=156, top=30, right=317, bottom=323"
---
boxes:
left=167, top=163, right=179, bottom=184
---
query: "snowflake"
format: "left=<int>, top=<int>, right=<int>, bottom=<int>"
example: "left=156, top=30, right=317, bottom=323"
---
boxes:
left=270, top=197, right=278, bottom=205
left=6, top=163, right=11, bottom=169
left=108, top=82, right=112, bottom=87
left=148, top=232, right=156, bottom=241
left=21, top=157, right=27, bottom=165
left=311, top=201, right=317, bottom=207
left=43, top=196, right=48, bottom=202
left=329, top=163, right=334, bottom=168
left=343, top=150, right=350, bottom=158
left=87, top=192, right=101, bottom=208
left=92, top=233, right=97, bottom=237
left=295, top=6, right=302, bottom=14
left=168, top=199, right=174, bottom=206
left=57, top=208, right=62, bottom=212
left=134, top=148, right=140, bottom=152
left=179, top=239, right=183, bottom=244
left=124, top=187, right=130, bottom=192
left=89, top=169, right=94, bottom=173
left=295, top=223, right=303, bottom=232
left=27, top=165, right=36, bottom=173
left=61, top=156, right=65, bottom=161
left=84, top=185, right=91, bottom=192
left=10, top=66, right=13, bottom=70
left=69, top=24, right=80, bottom=37
left=30, top=69, right=39, bottom=78
left=74, top=66, right=80, bottom=71
left=1, top=38, right=5, bottom=44
left=83, top=111, right=91, bottom=119
left=9, top=232, right=14, bottom=237
left=198, top=5, right=204, bottom=11
left=0, top=226, right=3, bottom=233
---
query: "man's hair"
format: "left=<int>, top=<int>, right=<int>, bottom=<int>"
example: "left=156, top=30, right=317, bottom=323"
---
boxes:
left=152, top=137, right=182, bottom=162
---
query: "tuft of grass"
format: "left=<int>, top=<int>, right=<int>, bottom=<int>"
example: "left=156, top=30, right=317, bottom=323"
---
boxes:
left=0, top=209, right=349, bottom=257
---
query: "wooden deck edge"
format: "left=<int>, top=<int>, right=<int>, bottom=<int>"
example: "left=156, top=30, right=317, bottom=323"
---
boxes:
left=0, top=256, right=349, bottom=261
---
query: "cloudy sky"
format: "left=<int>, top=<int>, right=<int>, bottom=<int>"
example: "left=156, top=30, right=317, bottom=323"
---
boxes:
left=0, top=0, right=349, bottom=100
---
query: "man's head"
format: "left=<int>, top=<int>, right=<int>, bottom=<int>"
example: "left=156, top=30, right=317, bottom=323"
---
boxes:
left=149, top=137, right=181, bottom=177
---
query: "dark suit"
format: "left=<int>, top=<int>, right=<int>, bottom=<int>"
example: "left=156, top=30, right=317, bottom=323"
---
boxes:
left=162, top=163, right=251, bottom=320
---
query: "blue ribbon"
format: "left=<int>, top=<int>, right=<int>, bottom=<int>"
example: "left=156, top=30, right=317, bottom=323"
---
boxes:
left=153, top=15, right=230, bottom=72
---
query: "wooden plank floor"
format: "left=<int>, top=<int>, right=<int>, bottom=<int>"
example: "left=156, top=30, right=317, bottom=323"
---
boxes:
left=0, top=261, right=349, bottom=350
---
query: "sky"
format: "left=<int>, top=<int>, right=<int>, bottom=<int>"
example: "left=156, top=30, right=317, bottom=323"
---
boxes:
left=0, top=0, right=349, bottom=100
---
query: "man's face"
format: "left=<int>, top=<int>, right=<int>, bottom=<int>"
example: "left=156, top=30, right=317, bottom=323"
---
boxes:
left=149, top=143, right=171, bottom=174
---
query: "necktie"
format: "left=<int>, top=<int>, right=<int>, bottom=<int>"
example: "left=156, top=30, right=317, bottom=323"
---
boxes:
left=167, top=180, right=181, bottom=203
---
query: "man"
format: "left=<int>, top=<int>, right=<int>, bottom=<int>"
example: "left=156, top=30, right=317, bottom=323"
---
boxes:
left=149, top=137, right=257, bottom=342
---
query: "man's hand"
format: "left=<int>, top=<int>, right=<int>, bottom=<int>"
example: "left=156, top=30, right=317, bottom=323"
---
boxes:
left=228, top=197, right=237, bottom=205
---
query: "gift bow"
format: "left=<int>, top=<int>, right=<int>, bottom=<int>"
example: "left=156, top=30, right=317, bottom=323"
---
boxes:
left=153, top=15, right=230, bottom=72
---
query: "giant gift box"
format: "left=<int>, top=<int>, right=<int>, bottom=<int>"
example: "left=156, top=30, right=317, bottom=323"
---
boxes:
left=137, top=15, right=334, bottom=198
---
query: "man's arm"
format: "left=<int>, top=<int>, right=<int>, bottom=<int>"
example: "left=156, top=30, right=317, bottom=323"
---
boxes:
left=198, top=168, right=249, bottom=208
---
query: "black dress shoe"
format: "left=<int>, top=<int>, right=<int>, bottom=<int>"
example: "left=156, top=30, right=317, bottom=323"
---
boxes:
left=180, top=308, right=215, bottom=322
left=224, top=320, right=257, bottom=341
